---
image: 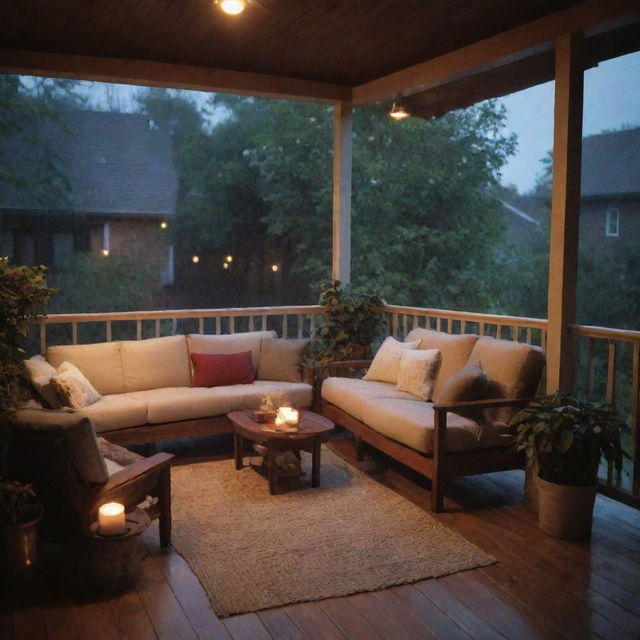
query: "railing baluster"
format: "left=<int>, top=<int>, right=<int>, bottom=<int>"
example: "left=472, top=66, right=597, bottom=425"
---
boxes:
left=310, top=314, right=317, bottom=336
left=72, top=322, right=78, bottom=345
left=526, top=327, right=532, bottom=345
left=497, top=325, right=502, bottom=339
left=136, top=320, right=142, bottom=340
left=262, top=314, right=267, bottom=331
left=436, top=317, right=441, bottom=333
left=541, top=329, right=547, bottom=352
left=632, top=341, right=640, bottom=495
left=198, top=318, right=204, bottom=335
left=479, top=322, right=485, bottom=337
left=230, top=316, right=235, bottom=334
left=586, top=338, right=596, bottom=400
left=282, top=315, right=288, bottom=338
left=216, top=317, right=221, bottom=335
left=40, top=321, right=46, bottom=354
left=107, top=321, right=113, bottom=342
left=511, top=325, right=518, bottom=341
left=606, top=340, right=617, bottom=405
left=249, top=316, right=255, bottom=332
left=297, top=315, right=304, bottom=338
left=392, top=313, right=399, bottom=339
left=402, top=314, right=408, bottom=339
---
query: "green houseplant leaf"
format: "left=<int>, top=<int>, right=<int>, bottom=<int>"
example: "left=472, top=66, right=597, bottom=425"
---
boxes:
left=510, top=392, right=629, bottom=487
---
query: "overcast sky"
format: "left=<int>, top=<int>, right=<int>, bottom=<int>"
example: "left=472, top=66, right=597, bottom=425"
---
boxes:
left=498, top=51, right=640, bottom=193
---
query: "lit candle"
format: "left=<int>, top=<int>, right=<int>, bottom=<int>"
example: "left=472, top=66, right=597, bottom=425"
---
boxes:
left=275, top=415, right=286, bottom=427
left=277, top=407, right=299, bottom=425
left=98, top=502, right=126, bottom=536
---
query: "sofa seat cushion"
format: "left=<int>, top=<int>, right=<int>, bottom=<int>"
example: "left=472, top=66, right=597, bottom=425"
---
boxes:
left=47, top=341, right=124, bottom=395
left=321, top=377, right=418, bottom=422
left=227, top=381, right=313, bottom=411
left=142, top=387, right=233, bottom=424
left=361, top=399, right=511, bottom=454
left=73, top=393, right=149, bottom=433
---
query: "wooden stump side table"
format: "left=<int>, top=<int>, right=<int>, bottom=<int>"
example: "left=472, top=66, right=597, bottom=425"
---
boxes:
left=228, top=410, right=334, bottom=495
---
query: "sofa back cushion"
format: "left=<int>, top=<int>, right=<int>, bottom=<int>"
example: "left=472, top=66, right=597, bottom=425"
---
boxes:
left=257, top=338, right=309, bottom=383
left=405, top=328, right=479, bottom=397
left=47, top=341, right=124, bottom=395
left=187, top=330, right=277, bottom=373
left=467, top=337, right=546, bottom=423
left=121, top=335, right=191, bottom=392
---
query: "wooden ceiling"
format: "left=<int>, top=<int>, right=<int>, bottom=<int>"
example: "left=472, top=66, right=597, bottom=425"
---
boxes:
left=0, top=0, right=638, bottom=108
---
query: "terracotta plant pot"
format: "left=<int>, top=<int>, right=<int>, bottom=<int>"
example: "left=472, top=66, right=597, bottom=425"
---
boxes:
left=1, top=507, right=43, bottom=582
left=537, top=477, right=597, bottom=540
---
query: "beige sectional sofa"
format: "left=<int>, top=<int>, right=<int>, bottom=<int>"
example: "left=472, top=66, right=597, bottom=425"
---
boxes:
left=15, top=331, right=313, bottom=445
left=320, top=328, right=545, bottom=512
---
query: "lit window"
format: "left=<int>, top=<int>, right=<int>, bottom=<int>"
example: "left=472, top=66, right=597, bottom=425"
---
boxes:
left=605, top=208, right=620, bottom=237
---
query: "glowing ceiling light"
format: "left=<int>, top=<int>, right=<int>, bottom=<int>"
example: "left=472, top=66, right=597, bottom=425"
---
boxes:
left=389, top=102, right=410, bottom=120
left=271, top=264, right=279, bottom=272
left=216, top=0, right=247, bottom=16
left=192, top=255, right=200, bottom=264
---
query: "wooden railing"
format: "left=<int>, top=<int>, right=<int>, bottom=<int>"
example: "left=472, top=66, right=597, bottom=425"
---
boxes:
left=34, top=303, right=639, bottom=505
left=570, top=323, right=640, bottom=502
left=36, top=305, right=324, bottom=352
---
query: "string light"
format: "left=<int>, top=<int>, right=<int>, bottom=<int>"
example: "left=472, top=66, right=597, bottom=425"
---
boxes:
left=160, top=221, right=168, bottom=229
left=102, top=249, right=109, bottom=257
left=271, top=264, right=279, bottom=272
left=192, top=255, right=200, bottom=264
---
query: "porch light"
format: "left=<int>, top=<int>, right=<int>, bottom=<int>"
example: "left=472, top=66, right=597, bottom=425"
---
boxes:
left=160, top=221, right=168, bottom=229
left=271, top=264, right=279, bottom=272
left=192, top=255, right=200, bottom=264
left=215, top=0, right=247, bottom=15
left=389, top=102, right=410, bottom=120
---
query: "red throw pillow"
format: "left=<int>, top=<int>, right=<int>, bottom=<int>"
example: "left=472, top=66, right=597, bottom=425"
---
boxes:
left=191, top=352, right=254, bottom=387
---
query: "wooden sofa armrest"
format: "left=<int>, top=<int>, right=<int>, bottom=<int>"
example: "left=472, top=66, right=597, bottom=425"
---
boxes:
left=98, top=452, right=174, bottom=496
left=433, top=396, right=536, bottom=413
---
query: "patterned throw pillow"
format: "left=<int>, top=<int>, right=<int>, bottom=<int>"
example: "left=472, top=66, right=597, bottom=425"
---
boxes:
left=396, top=349, right=442, bottom=401
left=50, top=361, right=102, bottom=409
left=363, top=336, right=420, bottom=385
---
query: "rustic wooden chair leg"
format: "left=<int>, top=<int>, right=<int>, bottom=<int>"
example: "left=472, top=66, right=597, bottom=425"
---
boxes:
left=430, top=474, right=445, bottom=512
left=355, top=436, right=365, bottom=462
left=157, top=466, right=172, bottom=547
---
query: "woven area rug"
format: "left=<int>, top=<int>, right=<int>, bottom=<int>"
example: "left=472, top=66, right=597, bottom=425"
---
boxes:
left=171, top=447, right=496, bottom=618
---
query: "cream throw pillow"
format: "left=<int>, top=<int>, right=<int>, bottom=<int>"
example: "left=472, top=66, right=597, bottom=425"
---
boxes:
left=23, top=355, right=61, bottom=408
left=396, top=348, right=441, bottom=401
left=363, top=336, right=420, bottom=385
left=50, top=361, right=102, bottom=409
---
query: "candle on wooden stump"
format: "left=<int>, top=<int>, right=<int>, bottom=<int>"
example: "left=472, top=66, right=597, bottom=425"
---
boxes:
left=98, top=502, right=125, bottom=536
left=277, top=407, right=299, bottom=426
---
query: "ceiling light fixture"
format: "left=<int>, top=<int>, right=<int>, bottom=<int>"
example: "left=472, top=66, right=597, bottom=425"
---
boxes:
left=389, top=102, right=410, bottom=120
left=215, top=0, right=247, bottom=16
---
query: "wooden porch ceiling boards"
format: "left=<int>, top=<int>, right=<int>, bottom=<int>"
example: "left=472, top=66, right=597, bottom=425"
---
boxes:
left=0, top=0, right=581, bottom=87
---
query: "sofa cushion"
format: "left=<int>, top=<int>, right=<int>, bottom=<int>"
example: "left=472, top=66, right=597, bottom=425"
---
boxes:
left=396, top=348, right=441, bottom=401
left=227, top=381, right=313, bottom=411
left=363, top=336, right=420, bottom=385
left=321, top=377, right=419, bottom=422
left=434, top=363, right=488, bottom=422
left=73, top=393, right=149, bottom=433
left=187, top=331, right=277, bottom=373
left=9, top=410, right=108, bottom=485
left=361, top=398, right=511, bottom=454
left=120, top=335, right=191, bottom=392
left=405, top=328, right=479, bottom=397
left=257, top=338, right=309, bottom=383
left=50, top=361, right=102, bottom=409
left=467, top=337, right=546, bottom=423
left=143, top=387, right=233, bottom=424
left=23, top=355, right=61, bottom=408
left=191, top=351, right=254, bottom=387
left=47, top=341, right=124, bottom=395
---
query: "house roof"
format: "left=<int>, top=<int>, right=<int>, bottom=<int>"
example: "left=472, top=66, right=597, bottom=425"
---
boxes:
left=0, top=110, right=177, bottom=216
left=581, top=127, right=640, bottom=198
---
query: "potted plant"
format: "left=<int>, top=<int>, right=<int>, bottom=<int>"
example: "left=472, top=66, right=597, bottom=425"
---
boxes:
left=510, top=392, right=629, bottom=540
left=0, top=479, right=43, bottom=582
left=308, top=279, right=385, bottom=363
left=0, top=257, right=56, bottom=416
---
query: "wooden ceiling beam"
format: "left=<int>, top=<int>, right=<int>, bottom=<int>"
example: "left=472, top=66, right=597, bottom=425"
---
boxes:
left=0, top=49, right=352, bottom=104
left=352, top=0, right=640, bottom=105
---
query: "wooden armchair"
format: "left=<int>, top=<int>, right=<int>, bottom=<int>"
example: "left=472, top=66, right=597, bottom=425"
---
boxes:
left=7, top=410, right=173, bottom=546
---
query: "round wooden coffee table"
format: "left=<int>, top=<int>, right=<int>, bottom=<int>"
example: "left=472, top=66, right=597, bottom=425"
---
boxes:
left=228, top=410, right=334, bottom=495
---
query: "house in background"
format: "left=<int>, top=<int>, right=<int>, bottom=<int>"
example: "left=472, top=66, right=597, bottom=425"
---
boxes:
left=580, top=126, right=640, bottom=255
left=0, top=110, right=177, bottom=284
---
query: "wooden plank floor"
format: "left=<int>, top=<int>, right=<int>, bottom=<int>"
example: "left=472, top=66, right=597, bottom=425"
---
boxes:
left=3, top=433, right=640, bottom=640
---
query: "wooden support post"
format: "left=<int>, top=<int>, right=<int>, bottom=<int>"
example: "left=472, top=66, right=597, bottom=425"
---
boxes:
left=332, top=101, right=352, bottom=284
left=546, top=32, right=584, bottom=394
